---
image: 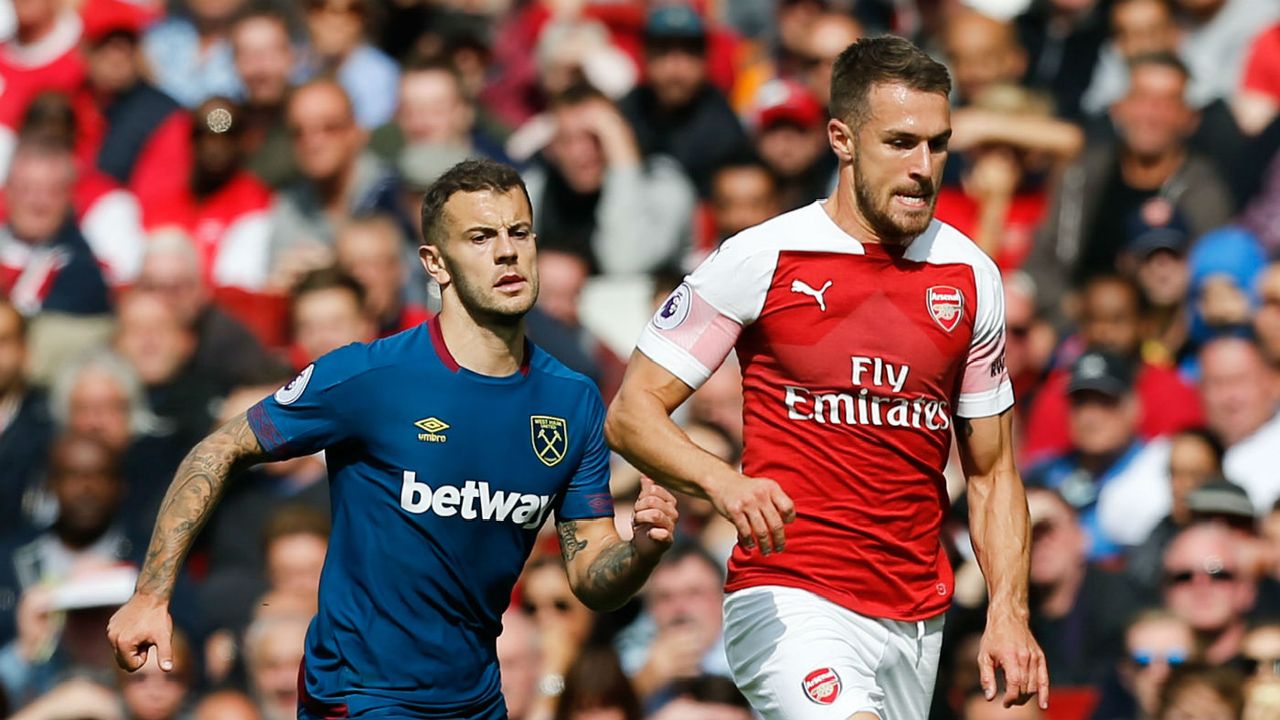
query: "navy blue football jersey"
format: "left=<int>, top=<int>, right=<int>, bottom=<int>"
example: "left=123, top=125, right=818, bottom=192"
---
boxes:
left=246, top=318, right=614, bottom=718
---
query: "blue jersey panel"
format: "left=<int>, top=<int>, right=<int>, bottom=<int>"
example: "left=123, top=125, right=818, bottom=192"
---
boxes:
left=246, top=320, right=612, bottom=716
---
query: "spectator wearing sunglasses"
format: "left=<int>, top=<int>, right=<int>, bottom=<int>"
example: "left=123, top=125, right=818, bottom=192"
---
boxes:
left=1024, top=487, right=1144, bottom=689
left=1161, top=523, right=1259, bottom=665
left=1095, top=610, right=1196, bottom=720
left=519, top=554, right=596, bottom=708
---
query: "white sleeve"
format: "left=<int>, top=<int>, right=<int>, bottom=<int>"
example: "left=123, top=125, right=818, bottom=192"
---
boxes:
left=954, top=262, right=1015, bottom=418
left=635, top=235, right=776, bottom=389
left=80, top=189, right=146, bottom=284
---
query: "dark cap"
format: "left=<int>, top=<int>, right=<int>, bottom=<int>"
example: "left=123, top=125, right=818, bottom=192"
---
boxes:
left=1187, top=478, right=1255, bottom=521
left=645, top=3, right=706, bottom=40
left=1067, top=349, right=1135, bottom=398
left=1125, top=199, right=1190, bottom=258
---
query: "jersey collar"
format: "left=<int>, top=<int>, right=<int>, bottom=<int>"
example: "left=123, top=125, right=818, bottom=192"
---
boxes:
left=428, top=315, right=532, bottom=377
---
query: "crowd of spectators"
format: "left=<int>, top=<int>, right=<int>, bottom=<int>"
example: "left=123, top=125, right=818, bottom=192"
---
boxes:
left=2, top=0, right=1280, bottom=718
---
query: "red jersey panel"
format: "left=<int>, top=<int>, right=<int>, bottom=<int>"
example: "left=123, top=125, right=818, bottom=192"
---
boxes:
left=638, top=202, right=1013, bottom=621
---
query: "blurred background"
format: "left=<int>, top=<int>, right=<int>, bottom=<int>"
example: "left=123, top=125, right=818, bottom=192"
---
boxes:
left=1, top=0, right=1279, bottom=718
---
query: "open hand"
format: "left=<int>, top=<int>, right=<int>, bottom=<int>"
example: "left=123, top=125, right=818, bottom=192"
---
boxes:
left=978, top=616, right=1049, bottom=710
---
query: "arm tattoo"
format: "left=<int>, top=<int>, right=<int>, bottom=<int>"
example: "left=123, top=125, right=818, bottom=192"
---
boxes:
left=134, top=413, right=269, bottom=598
left=584, top=541, right=638, bottom=595
left=557, top=521, right=589, bottom=562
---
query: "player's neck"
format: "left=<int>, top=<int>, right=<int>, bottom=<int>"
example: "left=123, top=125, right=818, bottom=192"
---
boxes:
left=436, top=305, right=526, bottom=377
left=824, top=175, right=912, bottom=248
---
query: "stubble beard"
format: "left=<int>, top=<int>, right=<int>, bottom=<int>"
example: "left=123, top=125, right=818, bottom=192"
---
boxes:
left=852, top=145, right=937, bottom=245
left=443, top=256, right=538, bottom=327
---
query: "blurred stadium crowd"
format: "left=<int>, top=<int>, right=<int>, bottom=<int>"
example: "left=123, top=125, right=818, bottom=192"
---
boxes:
left=1, top=0, right=1280, bottom=718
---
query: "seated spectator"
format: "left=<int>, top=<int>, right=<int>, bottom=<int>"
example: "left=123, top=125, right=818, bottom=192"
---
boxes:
left=1026, top=350, right=1152, bottom=557
left=1241, top=622, right=1280, bottom=698
left=288, top=267, right=376, bottom=367
left=7, top=677, right=121, bottom=720
left=496, top=608, right=545, bottom=720
left=0, top=0, right=86, bottom=164
left=525, top=248, right=625, bottom=396
left=334, top=214, right=429, bottom=337
left=1155, top=663, right=1245, bottom=720
left=797, top=12, right=863, bottom=112
left=1093, top=610, right=1196, bottom=720
left=194, top=689, right=262, bottom=720
left=268, top=80, right=400, bottom=284
left=10, top=92, right=146, bottom=285
left=1199, top=338, right=1280, bottom=512
left=1023, top=275, right=1202, bottom=464
left=0, top=300, right=53, bottom=532
left=1002, top=272, right=1055, bottom=415
left=1185, top=227, right=1266, bottom=361
left=1162, top=523, right=1259, bottom=665
left=936, top=84, right=1082, bottom=269
left=1026, top=53, right=1234, bottom=321
left=1255, top=262, right=1280, bottom=370
left=749, top=79, right=835, bottom=212
left=49, top=349, right=184, bottom=547
left=552, top=646, right=642, bottom=720
left=617, top=542, right=728, bottom=700
left=1103, top=429, right=1225, bottom=588
left=84, top=15, right=192, bottom=213
left=0, top=434, right=134, bottom=701
left=942, top=8, right=1029, bottom=108
left=369, top=59, right=508, bottom=167
left=525, top=84, right=694, bottom=276
left=243, top=612, right=309, bottom=720
left=520, top=554, right=595, bottom=701
left=136, top=231, right=287, bottom=393
left=708, top=157, right=781, bottom=245
left=113, top=290, right=216, bottom=447
left=141, top=0, right=245, bottom=107
left=0, top=140, right=110, bottom=317
left=230, top=8, right=299, bottom=190
left=617, top=3, right=749, bottom=197
left=1121, top=208, right=1193, bottom=367
left=647, top=675, right=751, bottom=720
left=143, top=97, right=274, bottom=292
left=302, top=0, right=398, bottom=130
left=116, top=639, right=193, bottom=720
left=1024, top=487, right=1143, bottom=687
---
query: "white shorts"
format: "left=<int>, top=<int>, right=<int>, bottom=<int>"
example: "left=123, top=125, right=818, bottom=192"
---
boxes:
left=723, top=585, right=944, bottom=720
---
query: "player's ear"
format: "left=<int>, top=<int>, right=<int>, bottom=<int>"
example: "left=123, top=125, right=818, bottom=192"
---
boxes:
left=419, top=243, right=451, bottom=287
left=828, top=118, right=855, bottom=162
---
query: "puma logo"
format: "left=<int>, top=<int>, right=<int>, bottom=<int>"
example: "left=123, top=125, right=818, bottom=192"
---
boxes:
left=790, top=279, right=833, bottom=312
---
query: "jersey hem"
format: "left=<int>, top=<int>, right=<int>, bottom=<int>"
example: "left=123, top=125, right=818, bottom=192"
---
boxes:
left=723, top=576, right=950, bottom=623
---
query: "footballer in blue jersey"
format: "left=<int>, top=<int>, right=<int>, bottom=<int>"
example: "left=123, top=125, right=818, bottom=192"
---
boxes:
left=109, top=159, right=680, bottom=718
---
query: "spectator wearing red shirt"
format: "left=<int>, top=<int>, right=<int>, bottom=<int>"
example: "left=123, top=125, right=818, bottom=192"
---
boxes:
left=0, top=0, right=85, bottom=175
left=1023, top=275, right=1203, bottom=466
left=144, top=97, right=273, bottom=292
left=76, top=18, right=191, bottom=221
left=1235, top=23, right=1280, bottom=136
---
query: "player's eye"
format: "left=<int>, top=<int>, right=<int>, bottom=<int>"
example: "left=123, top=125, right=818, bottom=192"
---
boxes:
left=929, top=137, right=950, bottom=152
left=889, top=138, right=916, bottom=150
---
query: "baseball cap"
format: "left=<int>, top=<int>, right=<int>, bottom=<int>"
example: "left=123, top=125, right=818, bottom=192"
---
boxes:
left=1186, top=478, right=1255, bottom=521
left=1125, top=202, right=1190, bottom=258
left=645, top=3, right=706, bottom=40
left=81, top=0, right=154, bottom=45
left=752, top=79, right=825, bottom=131
left=1067, top=349, right=1135, bottom=398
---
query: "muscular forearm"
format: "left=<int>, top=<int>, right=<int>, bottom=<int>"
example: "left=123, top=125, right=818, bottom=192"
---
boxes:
left=558, top=521, right=658, bottom=612
left=968, top=467, right=1031, bottom=621
left=135, top=414, right=266, bottom=600
left=605, top=393, right=732, bottom=501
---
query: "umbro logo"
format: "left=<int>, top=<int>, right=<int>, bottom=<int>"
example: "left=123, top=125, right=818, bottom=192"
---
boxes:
left=791, top=279, right=833, bottom=312
left=415, top=417, right=450, bottom=443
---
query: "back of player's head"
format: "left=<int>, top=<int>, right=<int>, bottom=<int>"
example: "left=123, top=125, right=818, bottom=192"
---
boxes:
left=419, top=158, right=531, bottom=247
left=830, top=36, right=951, bottom=127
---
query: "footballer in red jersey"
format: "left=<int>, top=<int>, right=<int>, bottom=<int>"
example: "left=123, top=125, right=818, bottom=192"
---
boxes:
left=607, top=36, right=1048, bottom=720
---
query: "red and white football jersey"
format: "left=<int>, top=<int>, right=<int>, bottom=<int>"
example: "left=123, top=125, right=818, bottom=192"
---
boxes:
left=638, top=201, right=1013, bottom=621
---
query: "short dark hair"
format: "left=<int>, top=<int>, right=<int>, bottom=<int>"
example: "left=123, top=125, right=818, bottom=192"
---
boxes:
left=829, top=35, right=951, bottom=126
left=1172, top=427, right=1226, bottom=470
left=667, top=675, right=751, bottom=709
left=1157, top=664, right=1244, bottom=719
left=419, top=158, right=531, bottom=246
left=1128, top=51, right=1190, bottom=80
left=655, top=540, right=725, bottom=583
left=290, top=266, right=367, bottom=314
left=548, top=82, right=610, bottom=111
left=262, top=503, right=330, bottom=553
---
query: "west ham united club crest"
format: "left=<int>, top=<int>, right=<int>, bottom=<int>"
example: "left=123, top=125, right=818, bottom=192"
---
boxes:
left=926, top=285, right=964, bottom=333
left=531, top=416, right=568, bottom=467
